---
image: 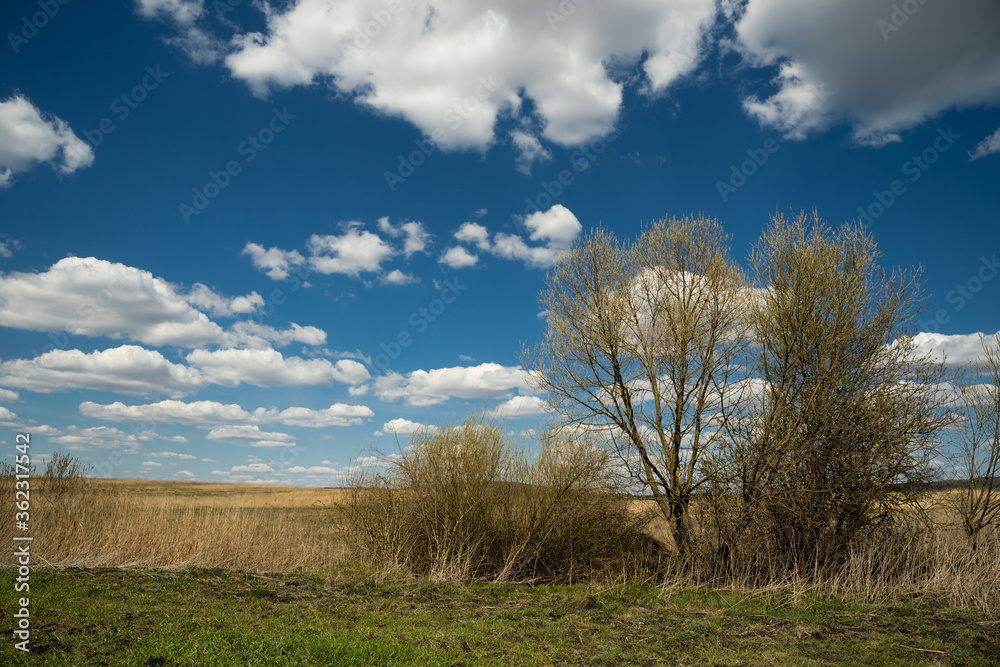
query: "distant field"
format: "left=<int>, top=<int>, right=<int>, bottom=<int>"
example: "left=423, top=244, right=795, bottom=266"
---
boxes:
left=89, top=478, right=351, bottom=508
left=0, top=478, right=350, bottom=571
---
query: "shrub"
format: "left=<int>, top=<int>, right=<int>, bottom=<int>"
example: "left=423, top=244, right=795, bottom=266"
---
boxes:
left=338, top=414, right=664, bottom=583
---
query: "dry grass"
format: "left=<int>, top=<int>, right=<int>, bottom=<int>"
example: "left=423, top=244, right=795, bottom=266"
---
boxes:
left=642, top=491, right=1000, bottom=614
left=1, top=478, right=348, bottom=572
left=3, top=476, right=998, bottom=614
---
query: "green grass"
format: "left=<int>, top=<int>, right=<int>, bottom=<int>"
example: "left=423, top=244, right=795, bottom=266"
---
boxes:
left=2, top=568, right=998, bottom=665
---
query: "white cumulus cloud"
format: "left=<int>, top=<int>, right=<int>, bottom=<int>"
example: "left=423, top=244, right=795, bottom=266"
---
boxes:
left=0, top=257, right=224, bottom=347
left=490, top=395, right=549, bottom=418
left=242, top=242, right=306, bottom=280
left=375, top=362, right=530, bottom=407
left=186, top=348, right=367, bottom=388
left=381, top=417, right=438, bottom=436
left=80, top=398, right=374, bottom=428
left=439, top=246, right=479, bottom=269
left=222, top=0, right=717, bottom=157
left=0, top=95, right=94, bottom=187
left=0, top=345, right=206, bottom=398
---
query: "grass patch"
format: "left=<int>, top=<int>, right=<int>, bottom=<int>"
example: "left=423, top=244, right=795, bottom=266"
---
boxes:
left=2, top=567, right=998, bottom=665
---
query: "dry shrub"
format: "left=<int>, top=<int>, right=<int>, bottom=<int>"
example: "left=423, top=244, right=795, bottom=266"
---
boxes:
left=679, top=490, right=1000, bottom=614
left=338, top=414, right=664, bottom=583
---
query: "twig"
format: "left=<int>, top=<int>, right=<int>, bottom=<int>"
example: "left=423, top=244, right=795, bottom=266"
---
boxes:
left=891, top=644, right=946, bottom=655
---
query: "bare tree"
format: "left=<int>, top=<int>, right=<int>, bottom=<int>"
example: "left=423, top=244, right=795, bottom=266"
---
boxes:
left=527, top=215, right=749, bottom=552
left=954, top=333, right=1000, bottom=551
left=723, top=212, right=950, bottom=566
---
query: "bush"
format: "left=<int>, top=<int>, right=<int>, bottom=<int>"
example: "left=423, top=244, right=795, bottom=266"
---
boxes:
left=43, top=451, right=92, bottom=497
left=338, top=414, right=664, bottom=583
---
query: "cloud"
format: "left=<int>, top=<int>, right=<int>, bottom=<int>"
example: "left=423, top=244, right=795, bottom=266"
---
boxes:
left=186, top=284, right=263, bottom=317
left=450, top=205, right=582, bottom=269
left=167, top=26, right=223, bottom=65
left=0, top=95, right=94, bottom=187
left=135, top=0, right=205, bottom=25
left=0, top=237, right=18, bottom=258
left=741, top=62, right=833, bottom=141
left=223, top=321, right=327, bottom=348
left=0, top=257, right=224, bottom=347
left=0, top=256, right=318, bottom=352
left=511, top=130, right=553, bottom=175
left=81, top=399, right=255, bottom=426
left=148, top=450, right=198, bottom=460
left=0, top=388, right=18, bottom=402
left=381, top=418, right=438, bottom=436
left=491, top=205, right=582, bottom=268
left=970, top=127, right=1000, bottom=161
left=222, top=0, right=716, bottom=156
left=190, top=349, right=368, bottom=387
left=186, top=348, right=367, bottom=388
left=269, top=404, right=374, bottom=428
left=308, top=224, right=396, bottom=277
left=206, top=424, right=296, bottom=448
left=490, top=395, right=549, bottom=418
left=229, top=462, right=275, bottom=473
left=80, top=398, right=374, bottom=428
left=378, top=218, right=431, bottom=256
left=374, top=362, right=530, bottom=407
left=439, top=246, right=479, bottom=269
left=242, top=242, right=306, bottom=280
left=522, top=204, right=583, bottom=246
left=0, top=406, right=21, bottom=427
left=454, top=222, right=491, bottom=250
left=0, top=345, right=206, bottom=398
left=381, top=269, right=418, bottom=286
left=49, top=425, right=144, bottom=453
left=909, top=332, right=998, bottom=367
left=329, top=358, right=371, bottom=384
left=732, top=0, right=1000, bottom=145
left=247, top=220, right=435, bottom=282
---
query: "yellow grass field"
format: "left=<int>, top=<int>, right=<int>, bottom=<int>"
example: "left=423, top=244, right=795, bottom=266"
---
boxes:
left=2, top=478, right=352, bottom=572
left=3, top=477, right=998, bottom=612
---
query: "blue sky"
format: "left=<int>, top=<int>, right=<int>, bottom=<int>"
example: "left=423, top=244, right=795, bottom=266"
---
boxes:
left=1, top=0, right=998, bottom=485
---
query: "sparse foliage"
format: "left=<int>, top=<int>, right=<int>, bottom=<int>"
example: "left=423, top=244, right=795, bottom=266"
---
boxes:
left=527, top=215, right=749, bottom=552
left=717, top=212, right=950, bottom=568
left=339, top=413, right=662, bottom=582
left=954, top=333, right=1000, bottom=550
